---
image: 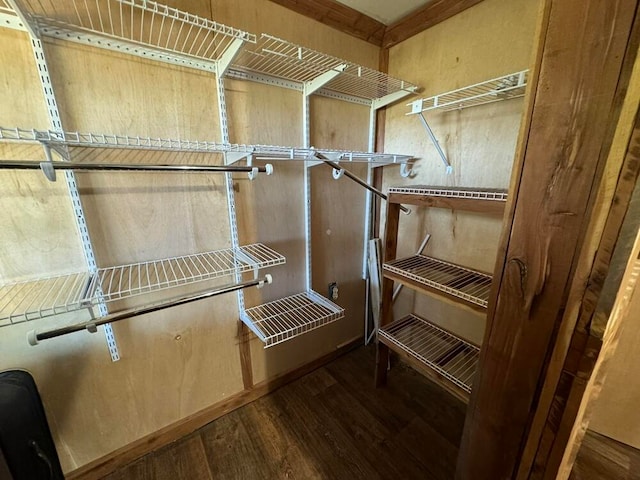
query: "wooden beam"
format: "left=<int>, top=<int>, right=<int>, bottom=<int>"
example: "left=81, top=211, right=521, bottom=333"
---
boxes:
left=382, top=0, right=484, bottom=49
left=388, top=193, right=506, bottom=214
left=455, top=0, right=639, bottom=478
left=267, top=0, right=385, bottom=46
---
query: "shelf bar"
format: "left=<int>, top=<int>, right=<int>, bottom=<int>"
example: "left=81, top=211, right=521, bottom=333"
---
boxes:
left=321, top=159, right=411, bottom=214
left=241, top=290, right=344, bottom=347
left=378, top=314, right=480, bottom=402
left=28, top=275, right=272, bottom=344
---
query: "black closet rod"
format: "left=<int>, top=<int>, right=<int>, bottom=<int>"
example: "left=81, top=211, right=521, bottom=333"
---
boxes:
left=27, top=275, right=272, bottom=345
left=321, top=159, right=411, bottom=214
left=0, top=160, right=270, bottom=174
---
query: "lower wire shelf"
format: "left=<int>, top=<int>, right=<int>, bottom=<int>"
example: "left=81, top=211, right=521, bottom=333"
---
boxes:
left=384, top=255, right=492, bottom=310
left=0, top=243, right=285, bottom=326
left=241, top=290, right=344, bottom=348
left=378, top=314, right=479, bottom=403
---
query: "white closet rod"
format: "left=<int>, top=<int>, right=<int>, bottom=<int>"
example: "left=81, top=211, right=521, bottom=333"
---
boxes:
left=27, top=275, right=272, bottom=345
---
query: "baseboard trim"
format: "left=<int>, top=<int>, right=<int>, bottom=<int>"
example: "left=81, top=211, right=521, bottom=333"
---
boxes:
left=66, top=337, right=362, bottom=479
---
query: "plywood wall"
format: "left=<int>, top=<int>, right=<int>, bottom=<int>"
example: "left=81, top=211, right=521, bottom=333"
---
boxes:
left=382, top=0, right=540, bottom=344
left=0, top=0, right=379, bottom=473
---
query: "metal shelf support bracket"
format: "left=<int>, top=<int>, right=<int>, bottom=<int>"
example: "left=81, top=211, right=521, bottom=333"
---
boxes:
left=303, top=64, right=347, bottom=97
left=417, top=111, right=452, bottom=174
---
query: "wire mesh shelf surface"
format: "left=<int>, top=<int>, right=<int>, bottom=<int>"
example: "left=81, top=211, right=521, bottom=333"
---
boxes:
left=384, top=255, right=492, bottom=308
left=378, top=314, right=479, bottom=395
left=0, top=243, right=284, bottom=326
left=0, top=127, right=413, bottom=164
left=408, top=70, right=528, bottom=114
left=241, top=290, right=344, bottom=347
left=15, top=0, right=255, bottom=71
left=232, top=34, right=418, bottom=101
left=388, top=185, right=508, bottom=201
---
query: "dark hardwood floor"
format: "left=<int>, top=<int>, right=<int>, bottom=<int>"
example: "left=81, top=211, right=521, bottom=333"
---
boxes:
left=102, top=346, right=640, bottom=479
left=571, top=431, right=640, bottom=480
left=103, top=346, right=466, bottom=479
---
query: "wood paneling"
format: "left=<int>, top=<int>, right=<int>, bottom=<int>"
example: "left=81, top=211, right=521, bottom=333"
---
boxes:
left=457, top=1, right=639, bottom=478
left=267, top=0, right=385, bottom=46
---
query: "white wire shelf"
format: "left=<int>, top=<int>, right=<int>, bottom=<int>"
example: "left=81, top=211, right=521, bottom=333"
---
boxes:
left=408, top=70, right=528, bottom=114
left=378, top=314, right=479, bottom=401
left=0, top=243, right=285, bottom=326
left=388, top=185, right=508, bottom=202
left=241, top=290, right=344, bottom=348
left=0, top=127, right=413, bottom=164
left=13, top=0, right=255, bottom=73
left=231, top=34, right=418, bottom=102
left=384, top=255, right=492, bottom=309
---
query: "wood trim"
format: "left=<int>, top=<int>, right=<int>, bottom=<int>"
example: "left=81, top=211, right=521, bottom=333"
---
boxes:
left=382, top=0, right=485, bottom=49
left=267, top=0, right=385, bottom=46
left=456, top=0, right=639, bottom=478
left=238, top=323, right=254, bottom=389
left=375, top=202, right=401, bottom=387
left=66, top=337, right=363, bottom=480
left=388, top=193, right=506, bottom=214
left=382, top=269, right=488, bottom=313
left=516, top=8, right=640, bottom=479
left=372, top=48, right=388, bottom=239
left=378, top=334, right=470, bottom=404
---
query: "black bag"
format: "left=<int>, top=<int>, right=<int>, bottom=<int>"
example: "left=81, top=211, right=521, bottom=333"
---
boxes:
left=0, top=370, right=64, bottom=480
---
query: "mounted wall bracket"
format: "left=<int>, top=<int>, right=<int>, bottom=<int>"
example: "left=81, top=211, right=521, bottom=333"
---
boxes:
left=414, top=107, right=452, bottom=174
left=303, top=64, right=347, bottom=96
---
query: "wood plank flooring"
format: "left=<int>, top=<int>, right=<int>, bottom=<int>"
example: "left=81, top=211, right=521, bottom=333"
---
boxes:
left=102, top=346, right=640, bottom=479
left=571, top=431, right=640, bottom=480
left=104, top=346, right=466, bottom=480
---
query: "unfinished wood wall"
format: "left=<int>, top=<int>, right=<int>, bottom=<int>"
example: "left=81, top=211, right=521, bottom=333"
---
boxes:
left=382, top=0, right=540, bottom=344
left=0, top=0, right=376, bottom=472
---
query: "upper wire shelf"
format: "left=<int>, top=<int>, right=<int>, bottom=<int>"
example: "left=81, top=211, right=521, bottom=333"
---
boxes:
left=388, top=186, right=508, bottom=202
left=241, top=290, right=344, bottom=347
left=14, top=0, right=255, bottom=72
left=231, top=34, right=419, bottom=102
left=0, top=243, right=285, bottom=326
left=408, top=70, right=528, bottom=114
left=0, top=127, right=413, bottom=164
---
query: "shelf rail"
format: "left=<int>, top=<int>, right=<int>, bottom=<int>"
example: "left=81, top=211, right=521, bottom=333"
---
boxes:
left=321, top=157, right=411, bottom=214
left=28, top=274, right=272, bottom=345
left=0, top=160, right=273, bottom=181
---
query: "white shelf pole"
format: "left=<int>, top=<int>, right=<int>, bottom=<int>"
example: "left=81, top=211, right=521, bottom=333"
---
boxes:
left=9, top=1, right=120, bottom=361
left=303, top=94, right=312, bottom=292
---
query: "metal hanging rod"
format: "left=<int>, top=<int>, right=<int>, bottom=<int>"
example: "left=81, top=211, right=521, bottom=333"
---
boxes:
left=27, top=274, right=272, bottom=345
left=0, top=160, right=273, bottom=181
left=321, top=159, right=411, bottom=214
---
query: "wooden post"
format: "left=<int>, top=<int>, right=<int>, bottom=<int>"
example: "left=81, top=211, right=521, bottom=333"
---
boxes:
left=375, top=202, right=400, bottom=387
left=456, top=1, right=640, bottom=478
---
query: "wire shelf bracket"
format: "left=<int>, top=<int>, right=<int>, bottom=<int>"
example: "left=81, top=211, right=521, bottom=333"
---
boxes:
left=240, top=290, right=344, bottom=347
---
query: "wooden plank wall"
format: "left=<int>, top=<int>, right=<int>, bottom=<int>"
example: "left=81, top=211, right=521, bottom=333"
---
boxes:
left=0, top=0, right=378, bottom=473
left=381, top=0, right=540, bottom=345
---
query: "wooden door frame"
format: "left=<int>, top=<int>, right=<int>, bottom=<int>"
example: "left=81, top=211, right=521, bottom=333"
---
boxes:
left=456, top=1, right=640, bottom=479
